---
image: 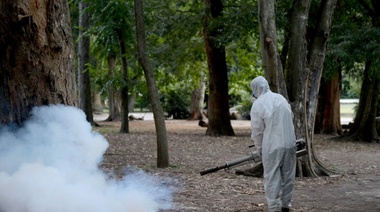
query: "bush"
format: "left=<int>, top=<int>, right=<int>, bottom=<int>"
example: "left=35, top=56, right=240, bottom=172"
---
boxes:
left=161, top=90, right=189, bottom=119
left=237, top=93, right=254, bottom=120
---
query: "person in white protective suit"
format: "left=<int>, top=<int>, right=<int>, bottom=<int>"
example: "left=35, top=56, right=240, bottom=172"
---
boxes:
left=249, top=76, right=297, bottom=212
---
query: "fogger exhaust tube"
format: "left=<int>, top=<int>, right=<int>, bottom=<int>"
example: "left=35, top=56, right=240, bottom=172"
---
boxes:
left=200, top=140, right=307, bottom=176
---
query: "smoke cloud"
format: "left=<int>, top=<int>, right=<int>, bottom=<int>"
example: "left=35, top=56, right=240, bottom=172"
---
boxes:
left=0, top=105, right=172, bottom=212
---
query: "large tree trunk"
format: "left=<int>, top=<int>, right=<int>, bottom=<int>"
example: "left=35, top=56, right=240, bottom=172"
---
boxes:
left=78, top=1, right=93, bottom=124
left=116, top=29, right=129, bottom=133
left=286, top=0, right=311, bottom=116
left=256, top=0, right=337, bottom=177
left=315, top=69, right=342, bottom=135
left=258, top=0, right=287, bottom=98
left=303, top=0, right=338, bottom=177
left=0, top=0, right=76, bottom=125
left=188, top=71, right=207, bottom=120
left=105, top=55, right=121, bottom=121
left=346, top=62, right=380, bottom=142
left=203, top=0, right=234, bottom=136
left=134, top=0, right=169, bottom=168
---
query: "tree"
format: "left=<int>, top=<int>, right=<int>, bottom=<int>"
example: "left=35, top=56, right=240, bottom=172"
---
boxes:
left=258, top=0, right=287, bottom=97
left=116, top=28, right=130, bottom=133
left=78, top=1, right=94, bottom=124
left=256, top=0, right=338, bottom=177
left=85, top=0, right=136, bottom=132
left=134, top=0, right=169, bottom=168
left=318, top=0, right=380, bottom=142
left=105, top=55, right=121, bottom=121
left=314, top=69, right=343, bottom=135
left=203, top=0, right=234, bottom=136
left=188, top=71, right=207, bottom=120
left=0, top=0, right=76, bottom=125
left=343, top=0, right=380, bottom=142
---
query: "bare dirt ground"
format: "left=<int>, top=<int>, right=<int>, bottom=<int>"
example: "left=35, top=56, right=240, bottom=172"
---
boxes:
left=96, top=118, right=380, bottom=212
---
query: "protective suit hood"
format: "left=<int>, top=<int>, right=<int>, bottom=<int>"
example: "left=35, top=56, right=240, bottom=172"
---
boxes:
left=250, top=76, right=270, bottom=98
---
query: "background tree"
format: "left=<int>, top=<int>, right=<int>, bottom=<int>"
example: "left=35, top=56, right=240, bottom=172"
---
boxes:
left=189, top=72, right=207, bottom=120
left=314, top=0, right=380, bottom=141
left=105, top=55, right=121, bottom=121
left=314, top=69, right=343, bottom=135
left=342, top=0, right=380, bottom=142
left=78, top=1, right=94, bottom=124
left=0, top=0, right=76, bottom=125
left=203, top=0, right=235, bottom=136
left=85, top=0, right=136, bottom=132
left=143, top=0, right=260, bottom=122
left=144, top=0, right=207, bottom=120
left=134, top=0, right=169, bottom=168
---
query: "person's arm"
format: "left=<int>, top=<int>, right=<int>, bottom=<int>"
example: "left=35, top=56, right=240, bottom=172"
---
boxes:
left=250, top=103, right=265, bottom=159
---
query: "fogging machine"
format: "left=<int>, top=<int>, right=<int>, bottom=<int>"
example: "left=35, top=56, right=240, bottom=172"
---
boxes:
left=199, top=139, right=307, bottom=176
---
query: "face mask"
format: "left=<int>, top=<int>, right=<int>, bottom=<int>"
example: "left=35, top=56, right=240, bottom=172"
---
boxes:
left=251, top=92, right=256, bottom=103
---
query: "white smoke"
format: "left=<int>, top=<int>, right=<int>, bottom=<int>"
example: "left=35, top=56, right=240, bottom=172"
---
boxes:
left=0, top=105, right=172, bottom=212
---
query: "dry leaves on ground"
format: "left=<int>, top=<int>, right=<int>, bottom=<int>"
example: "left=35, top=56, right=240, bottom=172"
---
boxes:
left=97, top=119, right=380, bottom=212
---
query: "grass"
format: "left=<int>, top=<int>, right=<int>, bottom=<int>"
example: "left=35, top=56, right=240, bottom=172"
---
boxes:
left=340, top=103, right=356, bottom=115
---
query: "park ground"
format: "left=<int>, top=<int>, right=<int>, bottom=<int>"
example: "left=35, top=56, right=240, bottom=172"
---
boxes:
left=95, top=110, right=380, bottom=212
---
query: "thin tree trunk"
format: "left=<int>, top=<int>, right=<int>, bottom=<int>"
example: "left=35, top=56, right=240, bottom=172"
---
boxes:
left=92, top=92, right=103, bottom=114
left=105, top=55, right=121, bottom=121
left=78, top=1, right=93, bottom=124
left=188, top=71, right=206, bottom=120
left=116, top=30, right=129, bottom=133
left=203, top=0, right=234, bottom=136
left=258, top=0, right=287, bottom=98
left=0, top=0, right=76, bottom=125
left=134, top=0, right=169, bottom=168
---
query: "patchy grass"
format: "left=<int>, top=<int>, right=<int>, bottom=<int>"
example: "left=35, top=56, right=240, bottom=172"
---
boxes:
left=340, top=103, right=357, bottom=115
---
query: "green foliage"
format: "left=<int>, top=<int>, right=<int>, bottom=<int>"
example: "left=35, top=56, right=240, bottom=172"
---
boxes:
left=69, top=0, right=266, bottom=114
left=325, top=0, right=380, bottom=76
left=160, top=85, right=191, bottom=120
left=226, top=35, right=263, bottom=106
left=322, top=0, right=380, bottom=102
left=235, top=90, right=254, bottom=120
left=341, top=75, right=361, bottom=99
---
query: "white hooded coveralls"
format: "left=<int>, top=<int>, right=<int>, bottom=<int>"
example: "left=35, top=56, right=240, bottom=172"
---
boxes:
left=250, top=76, right=296, bottom=212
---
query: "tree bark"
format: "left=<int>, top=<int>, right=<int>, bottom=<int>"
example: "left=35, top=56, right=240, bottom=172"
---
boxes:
left=303, top=0, right=338, bottom=176
left=188, top=71, right=206, bottom=120
left=0, top=0, right=76, bottom=125
left=203, top=0, right=234, bottom=136
left=286, top=0, right=311, bottom=129
left=257, top=0, right=337, bottom=177
left=134, top=0, right=169, bottom=168
left=105, top=55, right=121, bottom=121
left=315, top=69, right=342, bottom=135
left=116, top=29, right=129, bottom=133
left=258, top=0, right=287, bottom=97
left=78, top=1, right=93, bottom=124
left=346, top=62, right=380, bottom=142
left=92, top=91, right=103, bottom=114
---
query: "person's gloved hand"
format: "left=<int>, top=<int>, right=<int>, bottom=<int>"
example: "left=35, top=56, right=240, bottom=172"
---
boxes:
left=252, top=151, right=262, bottom=162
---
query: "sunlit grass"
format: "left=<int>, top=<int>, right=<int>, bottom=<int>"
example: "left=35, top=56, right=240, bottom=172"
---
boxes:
left=340, top=103, right=356, bottom=115
left=93, top=124, right=120, bottom=134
